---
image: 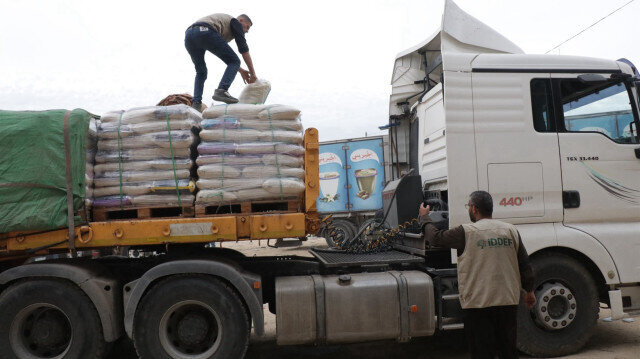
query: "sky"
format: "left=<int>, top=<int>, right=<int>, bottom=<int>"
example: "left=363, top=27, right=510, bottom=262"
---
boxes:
left=0, top=0, right=638, bottom=141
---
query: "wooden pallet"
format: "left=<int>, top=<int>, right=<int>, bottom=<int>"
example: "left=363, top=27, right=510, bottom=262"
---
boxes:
left=92, top=204, right=195, bottom=221
left=195, top=199, right=300, bottom=217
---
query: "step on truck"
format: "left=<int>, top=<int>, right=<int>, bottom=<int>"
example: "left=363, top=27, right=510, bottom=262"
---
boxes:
left=1, top=1, right=639, bottom=358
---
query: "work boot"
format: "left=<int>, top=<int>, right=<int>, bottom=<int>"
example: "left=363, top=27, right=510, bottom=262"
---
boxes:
left=190, top=100, right=203, bottom=112
left=212, top=89, right=239, bottom=104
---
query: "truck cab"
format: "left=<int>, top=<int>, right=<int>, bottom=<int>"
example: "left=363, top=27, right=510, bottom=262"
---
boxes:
left=387, top=0, right=640, bottom=355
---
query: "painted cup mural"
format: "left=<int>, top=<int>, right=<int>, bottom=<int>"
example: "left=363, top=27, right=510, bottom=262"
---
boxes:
left=354, top=168, right=377, bottom=199
left=319, top=171, right=340, bottom=202
left=316, top=138, right=385, bottom=213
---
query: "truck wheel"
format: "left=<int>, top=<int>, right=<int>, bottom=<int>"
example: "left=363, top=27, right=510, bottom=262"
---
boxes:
left=324, top=219, right=357, bottom=247
left=133, top=276, right=250, bottom=359
left=0, top=279, right=107, bottom=359
left=517, top=253, right=599, bottom=357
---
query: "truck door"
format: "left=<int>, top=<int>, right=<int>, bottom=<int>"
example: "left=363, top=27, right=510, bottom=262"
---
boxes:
left=471, top=72, right=564, bottom=224
left=345, top=139, right=386, bottom=212
left=553, top=74, right=640, bottom=283
left=317, top=143, right=349, bottom=213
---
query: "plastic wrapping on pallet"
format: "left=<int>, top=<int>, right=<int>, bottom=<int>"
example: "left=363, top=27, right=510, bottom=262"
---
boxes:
left=93, top=170, right=191, bottom=187
left=195, top=154, right=303, bottom=167
left=100, top=105, right=201, bottom=124
left=202, top=104, right=301, bottom=120
left=94, top=159, right=192, bottom=174
left=95, top=148, right=191, bottom=163
left=97, top=131, right=194, bottom=150
left=201, top=118, right=303, bottom=131
left=196, top=154, right=262, bottom=166
left=197, top=188, right=295, bottom=204
left=98, top=119, right=198, bottom=139
left=202, top=104, right=267, bottom=118
left=93, top=179, right=194, bottom=197
left=197, top=142, right=304, bottom=156
left=257, top=105, right=301, bottom=121
left=199, top=129, right=262, bottom=142
left=93, top=104, right=201, bottom=209
left=199, top=129, right=302, bottom=144
left=93, top=194, right=195, bottom=208
left=197, top=164, right=304, bottom=180
left=195, top=103, right=305, bottom=206
left=196, top=177, right=304, bottom=195
left=85, top=120, right=98, bottom=210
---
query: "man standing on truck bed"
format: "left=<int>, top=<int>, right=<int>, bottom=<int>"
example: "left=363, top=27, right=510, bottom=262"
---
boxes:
left=419, top=191, right=537, bottom=359
left=185, top=13, right=257, bottom=109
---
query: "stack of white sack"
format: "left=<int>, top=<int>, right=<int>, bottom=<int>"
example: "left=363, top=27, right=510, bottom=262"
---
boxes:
left=196, top=104, right=305, bottom=204
left=93, top=105, right=201, bottom=208
left=84, top=119, right=98, bottom=211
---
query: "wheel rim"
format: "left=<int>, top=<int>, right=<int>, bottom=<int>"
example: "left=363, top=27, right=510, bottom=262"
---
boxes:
left=9, top=303, right=72, bottom=359
left=159, top=300, right=222, bottom=359
left=533, top=282, right=577, bottom=330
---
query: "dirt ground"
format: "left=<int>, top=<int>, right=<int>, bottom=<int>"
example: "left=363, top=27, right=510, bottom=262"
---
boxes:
left=110, top=237, right=640, bottom=359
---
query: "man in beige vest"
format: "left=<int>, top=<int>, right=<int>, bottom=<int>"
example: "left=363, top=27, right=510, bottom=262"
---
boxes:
left=185, top=13, right=257, bottom=109
left=419, top=191, right=536, bottom=358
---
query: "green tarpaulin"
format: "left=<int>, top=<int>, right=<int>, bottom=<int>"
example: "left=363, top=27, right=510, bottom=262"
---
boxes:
left=0, top=109, right=93, bottom=233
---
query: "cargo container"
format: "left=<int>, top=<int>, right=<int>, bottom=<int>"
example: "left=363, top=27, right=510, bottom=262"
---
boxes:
left=316, top=135, right=391, bottom=244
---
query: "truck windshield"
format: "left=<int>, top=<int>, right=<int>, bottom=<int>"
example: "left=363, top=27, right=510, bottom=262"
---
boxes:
left=560, top=80, right=639, bottom=144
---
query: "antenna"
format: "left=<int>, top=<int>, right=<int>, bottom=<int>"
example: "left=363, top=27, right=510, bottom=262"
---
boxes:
left=546, top=0, right=636, bottom=54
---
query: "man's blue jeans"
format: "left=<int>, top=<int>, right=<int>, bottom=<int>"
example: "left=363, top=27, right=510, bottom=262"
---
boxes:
left=184, top=26, right=241, bottom=102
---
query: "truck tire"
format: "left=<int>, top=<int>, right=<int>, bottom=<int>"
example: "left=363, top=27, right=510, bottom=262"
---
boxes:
left=517, top=253, right=599, bottom=357
left=324, top=219, right=357, bottom=248
left=133, top=275, right=250, bottom=359
left=0, top=279, right=107, bottom=359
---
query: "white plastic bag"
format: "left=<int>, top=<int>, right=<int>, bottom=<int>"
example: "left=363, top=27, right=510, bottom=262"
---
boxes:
left=238, top=79, right=271, bottom=104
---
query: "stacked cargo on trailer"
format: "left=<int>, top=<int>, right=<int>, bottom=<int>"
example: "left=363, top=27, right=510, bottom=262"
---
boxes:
left=92, top=105, right=200, bottom=219
left=196, top=104, right=306, bottom=210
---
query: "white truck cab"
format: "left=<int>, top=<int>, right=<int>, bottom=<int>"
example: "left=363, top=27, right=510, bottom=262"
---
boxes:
left=387, top=0, right=640, bottom=355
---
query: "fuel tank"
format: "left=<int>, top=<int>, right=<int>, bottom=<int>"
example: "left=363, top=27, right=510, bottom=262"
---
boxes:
left=275, top=270, right=435, bottom=345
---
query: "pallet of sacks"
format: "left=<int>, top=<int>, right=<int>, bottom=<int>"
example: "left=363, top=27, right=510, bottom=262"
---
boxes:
left=84, top=119, right=98, bottom=214
left=92, top=105, right=201, bottom=220
left=196, top=104, right=305, bottom=213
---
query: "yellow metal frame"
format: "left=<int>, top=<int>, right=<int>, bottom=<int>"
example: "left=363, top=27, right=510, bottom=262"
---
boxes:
left=0, top=128, right=321, bottom=255
left=303, top=128, right=321, bottom=234
left=4, top=213, right=307, bottom=252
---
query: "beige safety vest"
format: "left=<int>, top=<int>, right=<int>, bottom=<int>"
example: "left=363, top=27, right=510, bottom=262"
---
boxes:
left=458, top=219, right=521, bottom=309
left=196, top=13, right=235, bottom=42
